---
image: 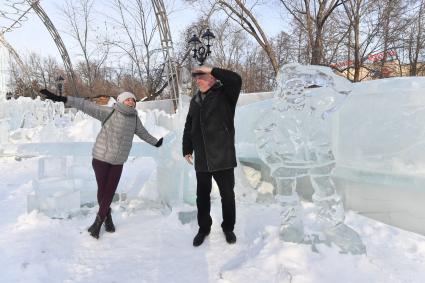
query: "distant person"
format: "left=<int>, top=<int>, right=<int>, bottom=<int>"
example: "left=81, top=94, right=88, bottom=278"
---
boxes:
left=182, top=66, right=242, bottom=246
left=40, top=89, right=163, bottom=239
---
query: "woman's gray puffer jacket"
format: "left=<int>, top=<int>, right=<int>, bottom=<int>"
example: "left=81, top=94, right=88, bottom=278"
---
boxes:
left=66, top=96, right=158, bottom=165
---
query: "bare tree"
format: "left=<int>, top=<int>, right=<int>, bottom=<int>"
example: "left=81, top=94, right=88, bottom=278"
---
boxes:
left=61, top=0, right=109, bottom=95
left=404, top=0, right=425, bottom=75
left=280, top=0, right=345, bottom=65
left=340, top=0, right=382, bottom=81
left=374, top=0, right=408, bottom=77
left=209, top=18, right=277, bottom=91
left=272, top=30, right=298, bottom=66
left=25, top=53, right=60, bottom=90
left=216, top=0, right=279, bottom=75
left=7, top=52, right=61, bottom=97
left=240, top=41, right=275, bottom=92
left=178, top=14, right=276, bottom=93
left=208, top=19, right=247, bottom=69
left=8, top=60, right=30, bottom=98
left=104, top=0, right=170, bottom=100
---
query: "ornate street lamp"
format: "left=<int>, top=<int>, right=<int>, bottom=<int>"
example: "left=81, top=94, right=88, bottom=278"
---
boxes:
left=188, top=28, right=215, bottom=66
left=56, top=75, right=64, bottom=96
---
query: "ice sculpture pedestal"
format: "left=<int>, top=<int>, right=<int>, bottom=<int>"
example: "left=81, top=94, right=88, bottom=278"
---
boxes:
left=27, top=156, right=98, bottom=218
left=28, top=157, right=80, bottom=218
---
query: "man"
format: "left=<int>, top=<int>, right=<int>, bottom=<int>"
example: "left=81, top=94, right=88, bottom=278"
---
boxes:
left=182, top=66, right=242, bottom=247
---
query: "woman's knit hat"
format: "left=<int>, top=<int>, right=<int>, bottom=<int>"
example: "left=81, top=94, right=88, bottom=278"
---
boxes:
left=117, top=91, right=136, bottom=103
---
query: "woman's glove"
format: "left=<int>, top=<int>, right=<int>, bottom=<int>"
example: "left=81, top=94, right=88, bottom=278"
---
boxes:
left=155, top=137, right=163, bottom=147
left=40, top=89, right=67, bottom=103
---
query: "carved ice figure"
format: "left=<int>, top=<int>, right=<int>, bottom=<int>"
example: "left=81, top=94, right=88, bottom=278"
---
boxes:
left=255, top=63, right=365, bottom=254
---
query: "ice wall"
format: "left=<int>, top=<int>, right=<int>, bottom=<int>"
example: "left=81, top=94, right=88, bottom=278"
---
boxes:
left=235, top=76, right=425, bottom=236
left=333, top=77, right=425, bottom=174
left=28, top=157, right=82, bottom=218
left=332, top=77, right=425, bottom=235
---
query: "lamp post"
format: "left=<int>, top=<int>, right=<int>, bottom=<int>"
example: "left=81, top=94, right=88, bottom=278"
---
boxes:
left=188, top=28, right=215, bottom=66
left=56, top=75, right=64, bottom=96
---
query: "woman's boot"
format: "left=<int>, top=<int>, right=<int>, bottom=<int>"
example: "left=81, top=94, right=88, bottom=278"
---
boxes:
left=104, top=208, right=115, bottom=233
left=88, top=214, right=104, bottom=239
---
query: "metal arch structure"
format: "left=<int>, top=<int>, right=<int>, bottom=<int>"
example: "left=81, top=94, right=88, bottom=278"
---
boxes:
left=1, top=0, right=178, bottom=102
left=0, top=0, right=78, bottom=96
left=28, top=0, right=78, bottom=97
left=30, top=0, right=179, bottom=103
left=0, top=1, right=36, bottom=96
left=0, top=33, right=31, bottom=85
left=151, top=0, right=181, bottom=112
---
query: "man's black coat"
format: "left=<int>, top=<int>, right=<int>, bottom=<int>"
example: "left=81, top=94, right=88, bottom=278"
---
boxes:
left=182, top=68, right=242, bottom=172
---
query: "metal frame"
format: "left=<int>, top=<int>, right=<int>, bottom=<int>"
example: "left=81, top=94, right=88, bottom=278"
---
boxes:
left=28, top=0, right=78, bottom=96
left=152, top=0, right=181, bottom=112
left=1, top=0, right=179, bottom=103
left=0, top=33, right=31, bottom=84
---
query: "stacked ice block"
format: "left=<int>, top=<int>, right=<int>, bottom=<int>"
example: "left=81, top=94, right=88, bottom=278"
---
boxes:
left=27, top=156, right=97, bottom=218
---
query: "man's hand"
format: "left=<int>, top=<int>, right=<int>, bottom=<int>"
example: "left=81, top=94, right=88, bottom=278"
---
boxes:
left=184, top=154, right=193, bottom=165
left=192, top=66, right=212, bottom=75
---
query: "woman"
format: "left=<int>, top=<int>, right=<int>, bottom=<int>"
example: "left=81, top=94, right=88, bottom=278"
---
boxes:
left=40, top=89, right=163, bottom=239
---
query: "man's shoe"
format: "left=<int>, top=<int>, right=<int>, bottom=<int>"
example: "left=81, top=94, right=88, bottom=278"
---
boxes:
left=224, top=231, right=236, bottom=244
left=193, top=231, right=209, bottom=247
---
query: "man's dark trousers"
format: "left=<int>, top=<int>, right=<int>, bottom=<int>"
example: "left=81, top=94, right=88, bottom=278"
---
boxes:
left=196, top=168, right=235, bottom=234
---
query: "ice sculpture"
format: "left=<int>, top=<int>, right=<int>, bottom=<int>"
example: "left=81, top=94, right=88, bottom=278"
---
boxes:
left=28, top=157, right=81, bottom=218
left=140, top=105, right=197, bottom=207
left=255, top=63, right=365, bottom=254
left=27, top=154, right=102, bottom=217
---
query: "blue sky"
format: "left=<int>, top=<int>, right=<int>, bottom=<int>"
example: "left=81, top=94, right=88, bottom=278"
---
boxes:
left=1, top=0, right=284, bottom=64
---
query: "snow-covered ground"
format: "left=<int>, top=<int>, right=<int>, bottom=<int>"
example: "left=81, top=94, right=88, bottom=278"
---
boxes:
left=1, top=74, right=425, bottom=282
left=1, top=156, right=425, bottom=283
